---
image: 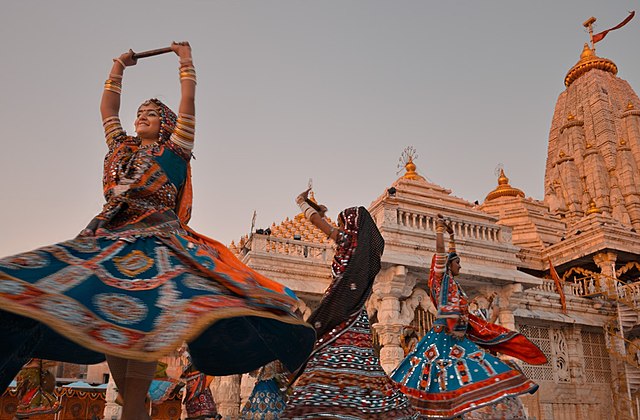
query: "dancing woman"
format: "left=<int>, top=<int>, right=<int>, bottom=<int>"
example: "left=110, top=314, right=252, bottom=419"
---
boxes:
left=0, top=44, right=315, bottom=420
left=391, top=215, right=546, bottom=419
left=240, top=361, right=288, bottom=420
left=280, top=189, right=416, bottom=419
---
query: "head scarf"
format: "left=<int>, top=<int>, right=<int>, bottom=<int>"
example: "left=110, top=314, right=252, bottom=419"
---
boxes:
left=139, top=98, right=177, bottom=143
left=307, top=206, right=384, bottom=339
left=446, top=252, right=459, bottom=274
left=330, top=207, right=360, bottom=277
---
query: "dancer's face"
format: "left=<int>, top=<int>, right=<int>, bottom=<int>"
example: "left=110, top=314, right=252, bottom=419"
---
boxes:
left=135, top=104, right=162, bottom=140
left=450, top=257, right=461, bottom=276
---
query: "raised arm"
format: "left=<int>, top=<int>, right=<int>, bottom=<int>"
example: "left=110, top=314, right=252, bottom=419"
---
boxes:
left=169, top=42, right=196, bottom=154
left=295, top=189, right=339, bottom=241
left=172, top=42, right=195, bottom=116
left=100, top=50, right=137, bottom=121
left=435, top=214, right=453, bottom=253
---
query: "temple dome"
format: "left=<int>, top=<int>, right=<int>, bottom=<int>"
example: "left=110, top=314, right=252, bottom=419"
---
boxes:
left=564, top=43, right=618, bottom=87
left=485, top=169, right=525, bottom=202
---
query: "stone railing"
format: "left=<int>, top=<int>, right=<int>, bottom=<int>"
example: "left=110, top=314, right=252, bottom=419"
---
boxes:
left=571, top=275, right=640, bottom=306
left=395, top=209, right=503, bottom=242
left=249, top=234, right=334, bottom=263
left=531, top=279, right=582, bottom=296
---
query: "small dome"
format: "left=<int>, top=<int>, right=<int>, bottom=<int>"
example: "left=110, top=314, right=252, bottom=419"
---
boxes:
left=485, top=169, right=525, bottom=202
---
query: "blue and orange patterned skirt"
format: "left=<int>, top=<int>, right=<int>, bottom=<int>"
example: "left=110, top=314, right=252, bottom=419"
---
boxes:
left=391, top=321, right=537, bottom=419
left=0, top=231, right=315, bottom=378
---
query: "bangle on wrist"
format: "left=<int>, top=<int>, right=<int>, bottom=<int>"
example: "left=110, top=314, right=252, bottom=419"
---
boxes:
left=113, top=58, right=126, bottom=69
left=298, top=201, right=318, bottom=220
left=327, top=227, right=336, bottom=239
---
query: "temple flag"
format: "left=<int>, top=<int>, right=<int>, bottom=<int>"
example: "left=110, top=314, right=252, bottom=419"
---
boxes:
left=592, top=11, right=635, bottom=43
left=548, top=257, right=567, bottom=314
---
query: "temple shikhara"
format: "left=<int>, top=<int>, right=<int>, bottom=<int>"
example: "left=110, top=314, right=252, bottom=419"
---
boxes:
left=3, top=16, right=640, bottom=420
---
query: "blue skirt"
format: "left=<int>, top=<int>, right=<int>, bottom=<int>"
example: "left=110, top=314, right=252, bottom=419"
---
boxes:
left=391, top=322, right=537, bottom=419
left=241, top=378, right=286, bottom=420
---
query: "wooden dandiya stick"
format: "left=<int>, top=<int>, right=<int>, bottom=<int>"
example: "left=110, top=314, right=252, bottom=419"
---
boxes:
left=132, top=47, right=173, bottom=60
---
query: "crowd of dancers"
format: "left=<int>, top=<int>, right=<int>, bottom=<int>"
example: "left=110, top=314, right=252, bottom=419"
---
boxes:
left=0, top=44, right=546, bottom=419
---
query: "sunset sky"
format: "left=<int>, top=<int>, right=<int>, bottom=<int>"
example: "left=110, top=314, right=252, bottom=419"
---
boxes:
left=1, top=1, right=638, bottom=256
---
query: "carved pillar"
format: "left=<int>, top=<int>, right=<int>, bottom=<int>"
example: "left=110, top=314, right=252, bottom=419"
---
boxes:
left=376, top=323, right=405, bottom=374
left=593, top=251, right=617, bottom=292
left=567, top=325, right=584, bottom=384
left=497, top=284, right=522, bottom=331
left=239, top=373, right=254, bottom=410
left=215, top=374, right=241, bottom=419
left=102, top=375, right=121, bottom=420
left=372, top=265, right=416, bottom=374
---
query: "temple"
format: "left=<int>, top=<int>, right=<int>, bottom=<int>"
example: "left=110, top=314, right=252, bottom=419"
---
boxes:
left=3, top=19, right=640, bottom=420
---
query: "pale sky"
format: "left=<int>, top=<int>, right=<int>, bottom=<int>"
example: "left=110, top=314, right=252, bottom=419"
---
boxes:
left=1, top=1, right=639, bottom=256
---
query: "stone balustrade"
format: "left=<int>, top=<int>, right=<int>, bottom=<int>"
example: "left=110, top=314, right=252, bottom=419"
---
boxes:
left=395, top=209, right=503, bottom=242
left=570, top=276, right=640, bottom=305
left=532, top=279, right=582, bottom=296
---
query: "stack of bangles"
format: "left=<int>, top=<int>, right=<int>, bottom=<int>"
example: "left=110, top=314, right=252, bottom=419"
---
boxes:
left=296, top=197, right=317, bottom=220
left=179, top=58, right=196, bottom=84
left=104, top=73, right=122, bottom=95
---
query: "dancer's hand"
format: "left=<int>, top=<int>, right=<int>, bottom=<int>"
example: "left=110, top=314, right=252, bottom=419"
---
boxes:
left=317, top=204, right=328, bottom=218
left=296, top=188, right=311, bottom=206
left=171, top=41, right=192, bottom=60
left=436, top=214, right=454, bottom=235
left=116, top=49, right=137, bottom=67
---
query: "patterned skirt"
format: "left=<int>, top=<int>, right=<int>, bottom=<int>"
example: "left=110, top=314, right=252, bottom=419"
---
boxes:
left=183, top=371, right=220, bottom=420
left=241, top=378, right=286, bottom=420
left=391, top=322, right=537, bottom=419
left=0, top=232, right=315, bottom=376
left=280, top=309, right=417, bottom=420
left=14, top=364, right=61, bottom=418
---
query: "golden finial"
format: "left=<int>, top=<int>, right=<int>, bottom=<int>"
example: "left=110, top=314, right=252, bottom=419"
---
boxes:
left=628, top=101, right=635, bottom=110
left=398, top=146, right=426, bottom=181
left=586, top=199, right=602, bottom=215
left=564, top=43, right=617, bottom=87
left=579, top=43, right=595, bottom=60
left=620, top=138, right=627, bottom=146
left=567, top=113, right=575, bottom=121
left=485, top=167, right=525, bottom=202
left=585, top=142, right=593, bottom=149
left=559, top=150, right=566, bottom=158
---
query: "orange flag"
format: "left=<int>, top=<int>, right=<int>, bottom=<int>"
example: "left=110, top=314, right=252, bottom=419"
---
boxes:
left=593, top=11, right=635, bottom=43
left=548, top=257, right=567, bottom=313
